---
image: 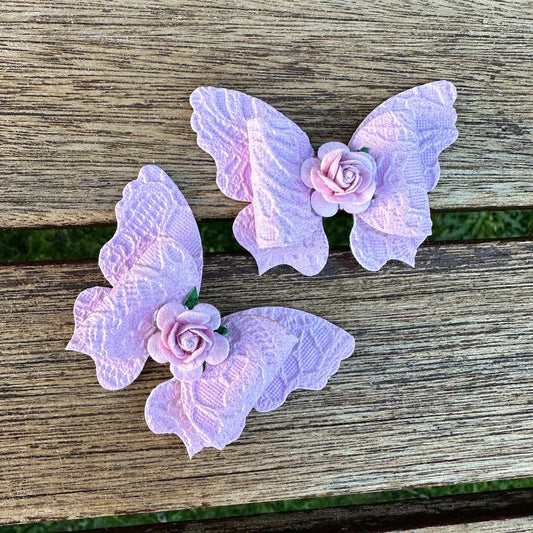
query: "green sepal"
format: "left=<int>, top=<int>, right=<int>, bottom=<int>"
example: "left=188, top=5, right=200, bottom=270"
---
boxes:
left=183, top=287, right=199, bottom=310
left=359, top=146, right=370, bottom=153
left=215, top=325, right=229, bottom=336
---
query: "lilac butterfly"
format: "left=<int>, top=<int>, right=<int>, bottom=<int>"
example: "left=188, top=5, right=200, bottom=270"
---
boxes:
left=66, top=165, right=354, bottom=457
left=190, top=81, right=458, bottom=275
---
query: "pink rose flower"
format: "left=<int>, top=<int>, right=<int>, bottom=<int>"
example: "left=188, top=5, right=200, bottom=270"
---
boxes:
left=147, top=300, right=230, bottom=382
left=301, top=141, right=377, bottom=217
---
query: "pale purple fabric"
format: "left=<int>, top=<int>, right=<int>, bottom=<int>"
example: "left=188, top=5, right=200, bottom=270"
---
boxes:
left=191, top=87, right=328, bottom=276
left=66, top=238, right=201, bottom=390
left=239, top=307, right=355, bottom=413
left=67, top=166, right=203, bottom=390
left=145, top=308, right=355, bottom=457
left=99, top=164, right=202, bottom=287
left=190, top=81, right=458, bottom=273
left=67, top=165, right=355, bottom=454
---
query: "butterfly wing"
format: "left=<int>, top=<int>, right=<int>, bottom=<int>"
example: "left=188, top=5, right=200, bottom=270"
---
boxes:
left=190, top=87, right=328, bottom=276
left=67, top=239, right=201, bottom=390
left=350, top=80, right=458, bottom=192
left=145, top=309, right=354, bottom=456
left=237, top=307, right=355, bottom=413
left=99, top=164, right=202, bottom=287
left=145, top=315, right=298, bottom=457
left=348, top=81, right=458, bottom=270
left=350, top=217, right=428, bottom=271
left=351, top=110, right=432, bottom=238
left=67, top=166, right=203, bottom=389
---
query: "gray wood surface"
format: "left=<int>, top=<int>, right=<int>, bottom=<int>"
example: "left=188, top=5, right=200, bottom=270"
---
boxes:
left=88, top=489, right=533, bottom=532
left=402, top=517, right=533, bottom=532
left=1, top=0, right=532, bottom=229
left=1, top=241, right=531, bottom=524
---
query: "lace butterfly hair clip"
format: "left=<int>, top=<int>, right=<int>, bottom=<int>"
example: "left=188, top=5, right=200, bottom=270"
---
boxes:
left=190, top=81, right=458, bottom=275
left=66, top=165, right=354, bottom=457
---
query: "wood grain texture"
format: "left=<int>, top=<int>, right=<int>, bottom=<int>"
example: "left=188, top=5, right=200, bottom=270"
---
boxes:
left=89, top=489, right=533, bottom=532
left=1, top=0, right=532, bottom=229
left=0, top=241, right=531, bottom=524
left=400, top=517, right=533, bottom=532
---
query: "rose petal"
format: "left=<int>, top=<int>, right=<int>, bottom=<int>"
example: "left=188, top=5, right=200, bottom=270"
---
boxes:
left=156, top=302, right=187, bottom=330
left=356, top=178, right=377, bottom=203
left=147, top=331, right=172, bottom=364
left=177, top=322, right=212, bottom=341
left=342, top=199, right=372, bottom=215
left=358, top=151, right=378, bottom=174
left=300, top=157, right=320, bottom=188
left=175, top=309, right=212, bottom=326
left=320, top=150, right=343, bottom=177
left=178, top=330, right=201, bottom=354
left=311, top=191, right=339, bottom=217
left=355, top=169, right=375, bottom=195
left=310, top=168, right=333, bottom=195
left=183, top=337, right=209, bottom=364
left=317, top=141, right=349, bottom=160
left=170, top=360, right=204, bottom=382
left=205, top=333, right=230, bottom=365
left=192, top=303, right=221, bottom=330
left=166, top=322, right=184, bottom=356
left=310, top=168, right=344, bottom=195
left=343, top=151, right=377, bottom=175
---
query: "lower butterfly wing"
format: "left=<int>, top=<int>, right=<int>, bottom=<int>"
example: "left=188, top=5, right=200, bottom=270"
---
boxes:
left=68, top=285, right=146, bottom=389
left=229, top=307, right=355, bottom=413
left=67, top=240, right=201, bottom=390
left=191, top=87, right=328, bottom=276
left=350, top=80, right=458, bottom=192
left=98, top=165, right=202, bottom=288
left=233, top=205, right=329, bottom=276
left=145, top=315, right=298, bottom=457
left=350, top=217, right=428, bottom=272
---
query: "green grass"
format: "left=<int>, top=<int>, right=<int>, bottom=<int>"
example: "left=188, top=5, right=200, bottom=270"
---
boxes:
left=1, top=209, right=532, bottom=532
left=0, top=210, right=532, bottom=262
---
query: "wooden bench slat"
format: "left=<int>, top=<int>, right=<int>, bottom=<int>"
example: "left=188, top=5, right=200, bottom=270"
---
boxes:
left=1, top=1, right=532, bottom=229
left=88, top=489, right=533, bottom=533
left=1, top=241, right=531, bottom=524
left=400, top=517, right=533, bottom=532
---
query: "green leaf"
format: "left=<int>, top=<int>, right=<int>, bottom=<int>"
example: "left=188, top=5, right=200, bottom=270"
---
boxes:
left=359, top=146, right=370, bottom=153
left=183, top=287, right=199, bottom=309
left=215, top=325, right=229, bottom=336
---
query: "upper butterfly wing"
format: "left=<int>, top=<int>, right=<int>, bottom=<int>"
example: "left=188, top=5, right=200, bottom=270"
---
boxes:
left=350, top=110, right=432, bottom=238
left=350, top=80, right=458, bottom=192
left=99, top=164, right=203, bottom=287
left=67, top=165, right=203, bottom=389
left=191, top=87, right=328, bottom=276
left=145, top=315, right=298, bottom=457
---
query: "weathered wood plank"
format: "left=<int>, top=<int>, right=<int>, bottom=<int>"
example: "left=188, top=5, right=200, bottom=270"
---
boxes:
left=1, top=1, right=532, bottom=228
left=0, top=241, right=531, bottom=523
left=402, top=517, right=533, bottom=532
left=88, top=489, right=533, bottom=532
